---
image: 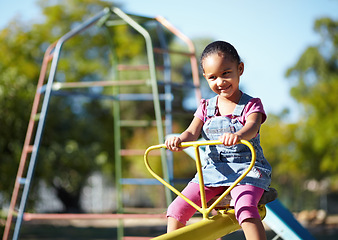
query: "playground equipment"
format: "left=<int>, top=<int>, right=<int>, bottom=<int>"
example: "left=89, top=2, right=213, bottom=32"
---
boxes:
left=144, top=139, right=267, bottom=239
left=145, top=138, right=316, bottom=240
left=3, top=7, right=201, bottom=240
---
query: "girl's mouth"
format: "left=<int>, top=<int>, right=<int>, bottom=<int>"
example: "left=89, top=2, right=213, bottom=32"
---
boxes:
left=220, top=85, right=231, bottom=91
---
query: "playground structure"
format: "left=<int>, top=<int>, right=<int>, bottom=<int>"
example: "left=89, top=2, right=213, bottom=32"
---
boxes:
left=3, top=6, right=316, bottom=240
left=144, top=139, right=267, bottom=240
left=3, top=7, right=201, bottom=240
left=145, top=139, right=316, bottom=240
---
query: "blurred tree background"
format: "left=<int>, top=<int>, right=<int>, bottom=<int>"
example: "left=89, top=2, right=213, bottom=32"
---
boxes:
left=261, top=17, right=338, bottom=211
left=0, top=0, right=197, bottom=215
left=0, top=0, right=337, bottom=222
left=0, top=0, right=118, bottom=213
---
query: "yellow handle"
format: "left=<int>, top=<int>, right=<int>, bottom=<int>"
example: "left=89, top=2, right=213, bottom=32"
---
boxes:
left=144, top=140, right=256, bottom=219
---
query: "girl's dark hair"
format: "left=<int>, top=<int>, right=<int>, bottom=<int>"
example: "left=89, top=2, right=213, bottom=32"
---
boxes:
left=200, top=41, right=241, bottom=69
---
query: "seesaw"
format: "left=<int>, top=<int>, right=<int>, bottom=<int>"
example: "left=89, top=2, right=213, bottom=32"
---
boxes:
left=144, top=140, right=276, bottom=240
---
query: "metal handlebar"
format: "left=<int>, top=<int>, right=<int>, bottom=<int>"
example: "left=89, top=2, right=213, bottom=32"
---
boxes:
left=144, top=139, right=256, bottom=219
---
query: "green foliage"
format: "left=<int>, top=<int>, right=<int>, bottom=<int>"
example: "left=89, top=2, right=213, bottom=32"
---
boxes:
left=286, top=18, right=338, bottom=181
left=259, top=17, right=338, bottom=211
left=0, top=21, right=42, bottom=205
left=0, top=0, right=195, bottom=212
left=0, top=0, right=152, bottom=211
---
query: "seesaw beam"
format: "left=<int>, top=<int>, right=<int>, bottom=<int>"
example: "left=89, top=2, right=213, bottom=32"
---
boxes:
left=152, top=206, right=266, bottom=240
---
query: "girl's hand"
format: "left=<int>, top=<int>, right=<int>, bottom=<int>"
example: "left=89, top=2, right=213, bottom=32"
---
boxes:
left=219, top=133, right=241, bottom=146
left=165, top=137, right=183, bottom=152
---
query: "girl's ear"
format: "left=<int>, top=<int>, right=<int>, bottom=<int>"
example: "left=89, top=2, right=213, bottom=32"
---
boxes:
left=238, top=62, right=244, bottom=76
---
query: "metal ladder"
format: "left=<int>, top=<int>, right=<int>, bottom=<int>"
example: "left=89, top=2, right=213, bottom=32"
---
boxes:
left=3, top=7, right=200, bottom=240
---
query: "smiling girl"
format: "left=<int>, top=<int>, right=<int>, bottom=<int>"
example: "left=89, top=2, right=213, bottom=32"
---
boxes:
left=165, top=41, right=272, bottom=240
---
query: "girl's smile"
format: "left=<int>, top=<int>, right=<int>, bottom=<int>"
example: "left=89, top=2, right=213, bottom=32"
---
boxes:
left=202, top=53, right=244, bottom=103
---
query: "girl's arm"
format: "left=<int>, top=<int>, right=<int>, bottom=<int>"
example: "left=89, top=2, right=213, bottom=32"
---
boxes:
left=165, top=116, right=203, bottom=151
left=219, top=112, right=262, bottom=146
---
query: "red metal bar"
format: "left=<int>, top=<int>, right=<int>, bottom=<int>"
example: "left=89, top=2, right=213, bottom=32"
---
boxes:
left=23, top=213, right=166, bottom=221
left=117, top=64, right=150, bottom=71
left=52, top=80, right=148, bottom=89
left=3, top=42, right=57, bottom=240
left=24, top=145, right=34, bottom=153
left=117, top=64, right=164, bottom=71
left=153, top=47, right=194, bottom=57
left=155, top=16, right=201, bottom=104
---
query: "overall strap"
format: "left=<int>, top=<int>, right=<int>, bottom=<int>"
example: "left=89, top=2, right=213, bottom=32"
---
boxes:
left=232, top=93, right=253, bottom=117
left=206, top=95, right=218, bottom=118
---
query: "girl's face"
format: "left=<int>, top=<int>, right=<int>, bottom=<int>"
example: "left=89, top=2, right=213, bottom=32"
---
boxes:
left=203, top=53, right=244, bottom=102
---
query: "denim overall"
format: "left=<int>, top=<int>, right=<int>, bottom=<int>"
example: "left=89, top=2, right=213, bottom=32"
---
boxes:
left=191, top=93, right=272, bottom=190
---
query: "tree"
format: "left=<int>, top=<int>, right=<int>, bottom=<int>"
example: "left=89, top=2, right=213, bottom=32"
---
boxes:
left=0, top=12, right=44, bottom=208
left=285, top=18, right=338, bottom=182
left=0, top=0, right=151, bottom=212
left=0, top=0, right=196, bottom=213
left=259, top=18, right=338, bottom=211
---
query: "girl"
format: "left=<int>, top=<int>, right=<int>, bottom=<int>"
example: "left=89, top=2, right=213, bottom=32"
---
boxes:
left=165, top=41, right=272, bottom=240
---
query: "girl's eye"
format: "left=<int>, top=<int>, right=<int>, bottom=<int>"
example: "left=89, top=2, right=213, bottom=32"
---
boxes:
left=222, top=71, right=230, bottom=76
left=208, top=76, right=216, bottom=80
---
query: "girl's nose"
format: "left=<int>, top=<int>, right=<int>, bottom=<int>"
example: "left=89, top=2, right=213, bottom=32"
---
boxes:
left=216, top=78, right=226, bottom=86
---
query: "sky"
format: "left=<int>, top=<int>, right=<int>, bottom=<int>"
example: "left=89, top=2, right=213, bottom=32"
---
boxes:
left=1, top=0, right=338, bottom=121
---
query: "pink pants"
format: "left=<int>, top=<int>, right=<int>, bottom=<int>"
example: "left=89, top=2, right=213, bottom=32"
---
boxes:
left=167, top=182, right=264, bottom=225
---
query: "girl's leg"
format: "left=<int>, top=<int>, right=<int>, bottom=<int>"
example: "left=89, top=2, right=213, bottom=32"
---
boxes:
left=167, top=182, right=226, bottom=232
left=167, top=217, right=185, bottom=232
left=230, top=185, right=266, bottom=240
left=241, top=218, right=266, bottom=240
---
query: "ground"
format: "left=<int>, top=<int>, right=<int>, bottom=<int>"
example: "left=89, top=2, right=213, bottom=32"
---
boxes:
left=6, top=214, right=338, bottom=240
